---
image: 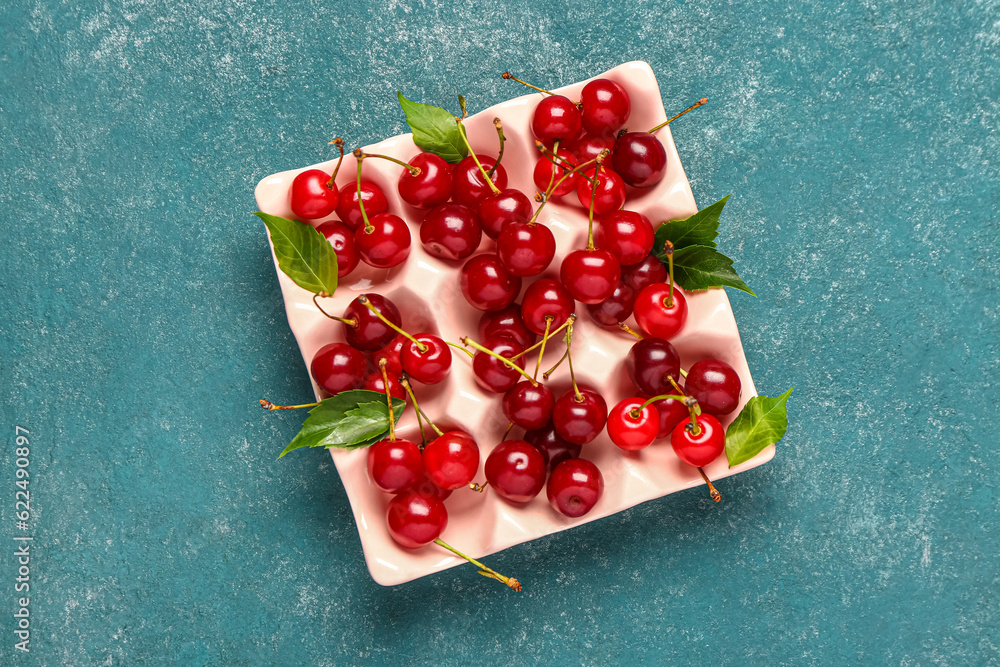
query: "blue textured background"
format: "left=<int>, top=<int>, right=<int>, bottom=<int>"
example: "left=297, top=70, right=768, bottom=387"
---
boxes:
left=2, top=0, right=998, bottom=664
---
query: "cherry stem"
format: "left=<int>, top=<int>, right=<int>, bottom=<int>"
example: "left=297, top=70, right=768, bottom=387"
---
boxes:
left=446, top=341, right=475, bottom=359
left=455, top=119, right=501, bottom=195
left=357, top=294, right=428, bottom=353
left=502, top=421, right=514, bottom=441
left=501, top=71, right=553, bottom=96
left=365, top=152, right=421, bottom=177
left=679, top=367, right=688, bottom=378
left=433, top=538, right=522, bottom=591
left=697, top=467, right=722, bottom=502
left=400, top=375, right=443, bottom=438
left=685, top=398, right=703, bottom=437
left=636, top=393, right=689, bottom=412
left=667, top=375, right=687, bottom=396
left=326, top=137, right=345, bottom=187
left=487, top=118, right=505, bottom=178
left=586, top=156, right=605, bottom=251
left=378, top=359, right=396, bottom=441
left=617, top=322, right=643, bottom=339
left=461, top=337, right=538, bottom=386
left=542, top=348, right=568, bottom=381
left=564, top=320, right=582, bottom=401
left=532, top=316, right=553, bottom=381
left=647, top=97, right=708, bottom=133
left=312, top=293, right=358, bottom=327
left=509, top=314, right=576, bottom=361
left=545, top=139, right=561, bottom=195
left=259, top=399, right=319, bottom=411
left=529, top=150, right=608, bottom=223
left=537, top=141, right=596, bottom=186
left=353, top=149, right=373, bottom=233
left=664, top=239, right=676, bottom=308
left=469, top=481, right=489, bottom=493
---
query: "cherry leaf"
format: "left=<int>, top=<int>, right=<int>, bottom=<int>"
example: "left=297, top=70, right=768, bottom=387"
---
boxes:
left=255, top=212, right=338, bottom=296
left=278, top=390, right=406, bottom=458
left=724, top=388, right=793, bottom=467
left=654, top=194, right=730, bottom=251
left=657, top=244, right=756, bottom=296
left=397, top=91, right=468, bottom=164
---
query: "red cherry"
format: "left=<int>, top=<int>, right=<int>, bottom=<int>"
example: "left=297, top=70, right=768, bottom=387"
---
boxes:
left=580, top=79, right=631, bottom=137
left=497, top=222, right=556, bottom=277
left=502, top=381, right=555, bottom=430
left=575, top=167, right=626, bottom=215
left=409, top=472, right=452, bottom=500
left=367, top=438, right=422, bottom=493
left=521, top=278, right=575, bottom=335
left=423, top=431, right=480, bottom=490
left=452, top=156, right=508, bottom=208
left=612, top=132, right=667, bottom=188
left=471, top=334, right=525, bottom=393
left=397, top=153, right=453, bottom=209
left=670, top=413, right=725, bottom=467
left=564, top=133, right=615, bottom=164
left=336, top=181, right=388, bottom=230
left=478, top=188, right=532, bottom=240
left=607, top=398, right=659, bottom=451
left=310, top=342, right=365, bottom=395
left=342, top=294, right=401, bottom=351
left=400, top=334, right=452, bottom=385
left=586, top=281, right=635, bottom=326
left=532, top=148, right=579, bottom=197
left=361, top=370, right=405, bottom=400
left=531, top=95, right=582, bottom=144
left=355, top=213, right=411, bottom=268
left=524, top=423, right=581, bottom=470
left=621, top=254, right=667, bottom=292
left=594, top=211, right=655, bottom=266
left=634, top=282, right=688, bottom=339
left=485, top=440, right=547, bottom=503
left=546, top=458, right=604, bottom=517
left=386, top=491, right=448, bottom=549
left=419, top=204, right=482, bottom=260
left=648, top=396, right=689, bottom=438
left=625, top=337, right=681, bottom=396
left=372, top=334, right=407, bottom=375
left=560, top=249, right=621, bottom=305
left=316, top=220, right=361, bottom=278
left=685, top=359, right=742, bottom=416
left=552, top=387, right=608, bottom=445
left=290, top=169, right=339, bottom=220
left=460, top=254, right=522, bottom=312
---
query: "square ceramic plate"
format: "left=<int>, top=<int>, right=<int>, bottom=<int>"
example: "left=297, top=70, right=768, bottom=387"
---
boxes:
left=254, top=61, right=773, bottom=586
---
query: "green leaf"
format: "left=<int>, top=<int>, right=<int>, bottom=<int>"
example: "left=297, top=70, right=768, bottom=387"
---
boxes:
left=397, top=91, right=468, bottom=164
left=255, top=212, right=338, bottom=296
left=653, top=194, right=730, bottom=251
left=658, top=244, right=756, bottom=296
left=278, top=390, right=406, bottom=458
left=725, top=388, right=794, bottom=467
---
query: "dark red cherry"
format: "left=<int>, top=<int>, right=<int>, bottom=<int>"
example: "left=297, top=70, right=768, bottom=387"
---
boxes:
left=400, top=333, right=452, bottom=385
left=397, top=153, right=453, bottom=209
left=290, top=169, right=339, bottom=220
left=607, top=397, right=658, bottom=451
left=372, top=333, right=407, bottom=375
left=367, top=438, right=422, bottom=493
left=612, top=132, right=667, bottom=188
left=316, top=220, right=360, bottom=277
left=355, top=213, right=411, bottom=268
left=560, top=249, right=621, bottom=305
left=532, top=148, right=579, bottom=197
left=452, top=156, right=508, bottom=208
left=478, top=188, right=533, bottom=240
left=670, top=413, right=725, bottom=467
left=634, top=282, right=688, bottom=339
left=419, top=203, right=482, bottom=260
left=521, top=278, right=575, bottom=335
left=531, top=95, right=582, bottom=144
left=547, top=458, right=604, bottom=518
left=575, top=167, right=626, bottom=215
left=386, top=491, right=448, bottom=549
left=502, top=381, right=555, bottom=430
left=621, top=254, right=667, bottom=292
left=594, top=210, right=655, bottom=266
left=552, top=387, right=608, bottom=445
left=342, top=294, right=402, bottom=351
left=580, top=79, right=631, bottom=137
left=471, top=334, right=525, bottom=393
left=361, top=370, right=405, bottom=400
left=587, top=281, right=635, bottom=326
left=485, top=440, right=546, bottom=503
left=625, top=337, right=681, bottom=396
left=409, top=472, right=453, bottom=501
left=478, top=304, right=537, bottom=349
left=460, top=254, right=522, bottom=312
left=422, top=431, right=480, bottom=490
left=685, top=359, right=742, bottom=416
left=310, top=342, right=365, bottom=395
left=649, top=396, right=689, bottom=439
left=524, top=423, right=581, bottom=470
left=564, top=133, right=615, bottom=163
left=497, top=222, right=556, bottom=277
left=336, top=180, right=388, bottom=230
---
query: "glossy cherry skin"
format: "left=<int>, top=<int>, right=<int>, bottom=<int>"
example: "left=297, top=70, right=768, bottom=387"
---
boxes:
left=607, top=398, right=659, bottom=451
left=685, top=359, right=742, bottom=416
left=372, top=334, right=407, bottom=375
left=576, top=167, right=626, bottom=216
left=290, top=169, right=339, bottom=220
left=612, top=132, right=667, bottom=188
left=400, top=333, right=452, bottom=385
left=471, top=334, right=525, bottom=393
left=386, top=491, right=448, bottom=549
left=649, top=396, right=689, bottom=439
left=552, top=387, right=608, bottom=445
left=460, top=254, right=522, bottom=312
left=580, top=79, right=631, bottom=136
left=409, top=472, right=452, bottom=501
left=560, top=249, right=621, bottom=305
left=336, top=181, right=388, bottom=230
left=621, top=254, right=667, bottom=292
left=316, top=220, right=360, bottom=278
left=532, top=148, right=579, bottom=197
left=634, top=283, right=688, bottom=339
left=587, top=281, right=635, bottom=326
left=367, top=438, right=422, bottom=493
left=671, top=413, right=725, bottom=467
left=422, top=431, right=480, bottom=491
left=625, top=337, right=681, bottom=396
left=310, top=342, right=366, bottom=395
left=565, top=133, right=615, bottom=163
left=502, top=381, right=555, bottom=430
left=342, top=294, right=401, bottom=351
left=452, top=156, right=508, bottom=208
left=398, top=153, right=453, bottom=209
left=547, top=458, right=604, bottom=518
left=521, top=278, right=575, bottom=335
left=531, top=95, right=582, bottom=144
left=361, top=370, right=406, bottom=400
left=478, top=188, right=532, bottom=240
left=419, top=204, right=482, bottom=260
left=355, top=213, right=411, bottom=268
left=595, top=211, right=655, bottom=266
left=485, top=440, right=547, bottom=503
left=524, top=423, right=581, bottom=470
left=497, top=222, right=556, bottom=277
left=479, top=304, right=536, bottom=349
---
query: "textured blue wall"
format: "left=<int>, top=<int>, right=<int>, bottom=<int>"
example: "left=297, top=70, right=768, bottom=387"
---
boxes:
left=1, top=0, right=998, bottom=664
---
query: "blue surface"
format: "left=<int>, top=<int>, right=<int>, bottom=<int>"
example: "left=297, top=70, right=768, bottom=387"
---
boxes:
left=2, top=0, right=998, bottom=664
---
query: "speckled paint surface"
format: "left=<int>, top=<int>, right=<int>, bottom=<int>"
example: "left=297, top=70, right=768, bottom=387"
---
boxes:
left=1, top=0, right=997, bottom=664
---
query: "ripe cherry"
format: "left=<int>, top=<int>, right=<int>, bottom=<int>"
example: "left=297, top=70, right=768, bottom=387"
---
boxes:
left=532, top=148, right=579, bottom=197
left=290, top=169, right=339, bottom=220
left=560, top=249, right=621, bottom=305
left=386, top=491, right=448, bottom=549
left=607, top=397, right=659, bottom=451
left=634, top=282, right=688, bottom=339
left=397, top=153, right=453, bottom=209
left=341, top=294, right=401, bottom=351
left=547, top=458, right=604, bottom=518
left=552, top=387, right=608, bottom=445
left=579, top=78, right=631, bottom=137
left=452, top=156, right=508, bottom=208
left=649, top=396, right=689, bottom=438
left=575, top=167, right=626, bottom=215
left=521, top=278, right=575, bottom=335
left=310, top=342, right=365, bottom=395
left=595, top=211, right=655, bottom=266
left=355, top=213, right=411, bottom=268
left=478, top=188, right=532, bottom=240
left=469, top=334, right=526, bottom=393
left=361, top=370, right=405, bottom=400
left=400, top=333, right=452, bottom=385
left=586, top=281, right=635, bottom=326
left=565, top=133, right=615, bottom=163
left=611, top=132, right=667, bottom=188
left=460, top=254, right=522, bottom=312
left=479, top=304, right=537, bottom=349
left=497, top=221, right=556, bottom=277
left=621, top=254, right=667, bottom=292
left=685, top=359, right=742, bottom=416
left=336, top=181, right=388, bottom=230
left=367, top=438, right=422, bottom=493
left=316, top=221, right=360, bottom=277
left=372, top=334, right=407, bottom=375
left=423, top=431, right=480, bottom=491
left=531, top=95, right=583, bottom=144
left=419, top=203, right=482, bottom=260
left=671, top=413, right=725, bottom=467
left=485, top=440, right=547, bottom=503
left=524, top=423, right=581, bottom=470
left=625, top=337, right=681, bottom=396
left=409, top=472, right=452, bottom=501
left=502, top=381, right=555, bottom=430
